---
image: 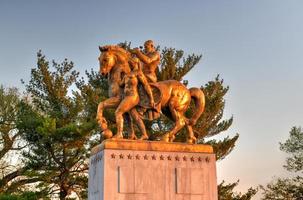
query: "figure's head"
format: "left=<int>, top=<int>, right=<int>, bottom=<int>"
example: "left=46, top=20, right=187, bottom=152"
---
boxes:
left=144, top=40, right=155, bottom=53
left=98, top=46, right=116, bottom=76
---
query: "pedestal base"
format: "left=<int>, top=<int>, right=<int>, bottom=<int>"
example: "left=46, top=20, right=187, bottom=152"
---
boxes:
left=88, top=139, right=218, bottom=200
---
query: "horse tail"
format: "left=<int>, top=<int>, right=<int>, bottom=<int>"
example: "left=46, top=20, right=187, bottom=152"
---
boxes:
left=188, top=87, right=205, bottom=126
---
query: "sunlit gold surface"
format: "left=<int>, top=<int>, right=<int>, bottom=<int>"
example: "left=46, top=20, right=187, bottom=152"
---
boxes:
left=91, top=139, right=213, bottom=156
left=130, top=40, right=160, bottom=83
left=96, top=40, right=206, bottom=144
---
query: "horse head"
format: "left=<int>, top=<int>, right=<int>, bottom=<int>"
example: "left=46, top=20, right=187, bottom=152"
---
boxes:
left=98, top=45, right=131, bottom=76
left=98, top=46, right=116, bottom=76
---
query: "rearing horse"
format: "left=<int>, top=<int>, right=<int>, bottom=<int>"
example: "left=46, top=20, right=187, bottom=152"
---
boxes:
left=97, top=45, right=205, bottom=144
left=96, top=46, right=132, bottom=138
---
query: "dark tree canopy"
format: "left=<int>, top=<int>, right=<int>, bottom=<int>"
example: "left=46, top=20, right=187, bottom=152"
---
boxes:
left=17, top=52, right=95, bottom=199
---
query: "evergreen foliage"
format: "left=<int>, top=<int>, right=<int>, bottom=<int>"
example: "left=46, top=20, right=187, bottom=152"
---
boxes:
left=218, top=181, right=257, bottom=200
left=0, top=86, right=20, bottom=162
left=280, top=126, right=303, bottom=172
left=0, top=192, right=38, bottom=200
left=17, top=52, right=94, bottom=199
left=0, top=86, right=32, bottom=193
left=260, top=126, right=303, bottom=200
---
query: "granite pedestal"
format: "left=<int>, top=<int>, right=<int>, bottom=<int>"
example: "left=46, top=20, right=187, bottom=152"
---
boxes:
left=88, top=139, right=218, bottom=200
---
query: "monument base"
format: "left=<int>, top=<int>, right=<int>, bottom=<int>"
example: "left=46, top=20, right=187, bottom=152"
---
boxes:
left=88, top=139, right=218, bottom=200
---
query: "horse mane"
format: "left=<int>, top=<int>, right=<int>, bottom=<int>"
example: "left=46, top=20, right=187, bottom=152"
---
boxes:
left=101, top=45, right=131, bottom=62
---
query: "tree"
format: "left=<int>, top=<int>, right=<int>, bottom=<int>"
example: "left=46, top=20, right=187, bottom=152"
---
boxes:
left=0, top=192, right=38, bottom=200
left=218, top=181, right=257, bottom=200
left=0, top=86, right=33, bottom=193
left=17, top=52, right=95, bottom=199
left=260, top=126, right=303, bottom=200
left=280, top=127, right=303, bottom=172
left=79, top=42, right=256, bottom=199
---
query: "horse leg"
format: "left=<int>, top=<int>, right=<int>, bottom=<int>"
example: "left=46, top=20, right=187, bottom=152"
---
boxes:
left=129, top=108, right=149, bottom=140
left=162, top=111, right=186, bottom=142
left=162, top=89, right=191, bottom=142
left=96, top=96, right=120, bottom=138
left=185, top=124, right=197, bottom=144
left=162, top=104, right=187, bottom=142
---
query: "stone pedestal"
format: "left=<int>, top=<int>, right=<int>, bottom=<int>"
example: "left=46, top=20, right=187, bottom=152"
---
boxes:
left=88, top=139, right=218, bottom=200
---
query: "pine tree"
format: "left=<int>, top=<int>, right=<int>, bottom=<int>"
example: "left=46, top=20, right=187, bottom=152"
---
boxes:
left=260, top=126, right=303, bottom=200
left=218, top=181, right=257, bottom=200
left=0, top=86, right=37, bottom=194
left=17, top=51, right=95, bottom=199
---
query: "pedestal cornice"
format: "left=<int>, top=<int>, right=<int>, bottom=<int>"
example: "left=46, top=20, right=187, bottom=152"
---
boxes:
left=91, top=139, right=213, bottom=155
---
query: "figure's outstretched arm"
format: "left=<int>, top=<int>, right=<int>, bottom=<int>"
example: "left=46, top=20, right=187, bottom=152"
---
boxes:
left=133, top=49, right=159, bottom=64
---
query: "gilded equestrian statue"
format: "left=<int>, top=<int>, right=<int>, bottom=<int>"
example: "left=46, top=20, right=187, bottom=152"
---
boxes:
left=96, top=43, right=205, bottom=144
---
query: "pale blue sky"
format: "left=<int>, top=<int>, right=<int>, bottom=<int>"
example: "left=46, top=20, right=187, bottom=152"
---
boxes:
left=1, top=1, right=303, bottom=198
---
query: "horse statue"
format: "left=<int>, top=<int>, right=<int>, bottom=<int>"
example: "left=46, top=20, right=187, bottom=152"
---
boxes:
left=96, top=45, right=205, bottom=144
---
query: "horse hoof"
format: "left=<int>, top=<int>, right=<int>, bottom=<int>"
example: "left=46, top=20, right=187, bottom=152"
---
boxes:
left=187, top=136, right=197, bottom=144
left=138, top=135, right=149, bottom=140
left=161, top=134, right=170, bottom=142
left=169, top=135, right=175, bottom=142
left=102, top=129, right=113, bottom=139
left=128, top=134, right=138, bottom=140
left=112, top=134, right=124, bottom=140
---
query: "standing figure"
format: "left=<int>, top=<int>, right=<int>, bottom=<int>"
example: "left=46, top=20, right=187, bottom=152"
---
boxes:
left=114, top=58, right=154, bottom=140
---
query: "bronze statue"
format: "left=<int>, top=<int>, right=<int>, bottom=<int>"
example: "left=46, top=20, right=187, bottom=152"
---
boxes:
left=96, top=40, right=205, bottom=144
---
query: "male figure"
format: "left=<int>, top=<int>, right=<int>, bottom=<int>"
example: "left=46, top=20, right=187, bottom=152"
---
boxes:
left=132, top=40, right=160, bottom=83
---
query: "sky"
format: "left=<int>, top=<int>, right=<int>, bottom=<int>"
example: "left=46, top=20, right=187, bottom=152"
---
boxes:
left=1, top=0, right=303, bottom=198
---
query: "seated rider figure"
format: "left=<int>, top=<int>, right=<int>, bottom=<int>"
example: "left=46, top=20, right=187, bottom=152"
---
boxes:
left=132, top=40, right=160, bottom=83
left=132, top=40, right=161, bottom=118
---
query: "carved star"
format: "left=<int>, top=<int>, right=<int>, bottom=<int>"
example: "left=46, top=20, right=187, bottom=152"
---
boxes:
left=111, top=154, right=116, bottom=159
left=152, top=155, right=156, bottom=160
left=127, top=154, right=132, bottom=159
left=198, top=157, right=202, bottom=162
left=135, top=154, right=140, bottom=160
left=183, top=156, right=187, bottom=161
left=175, top=156, right=180, bottom=161
left=160, top=155, right=164, bottom=160
left=167, top=155, right=172, bottom=161
left=119, top=154, right=124, bottom=159
left=143, top=154, right=148, bottom=160
left=190, top=156, right=195, bottom=162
